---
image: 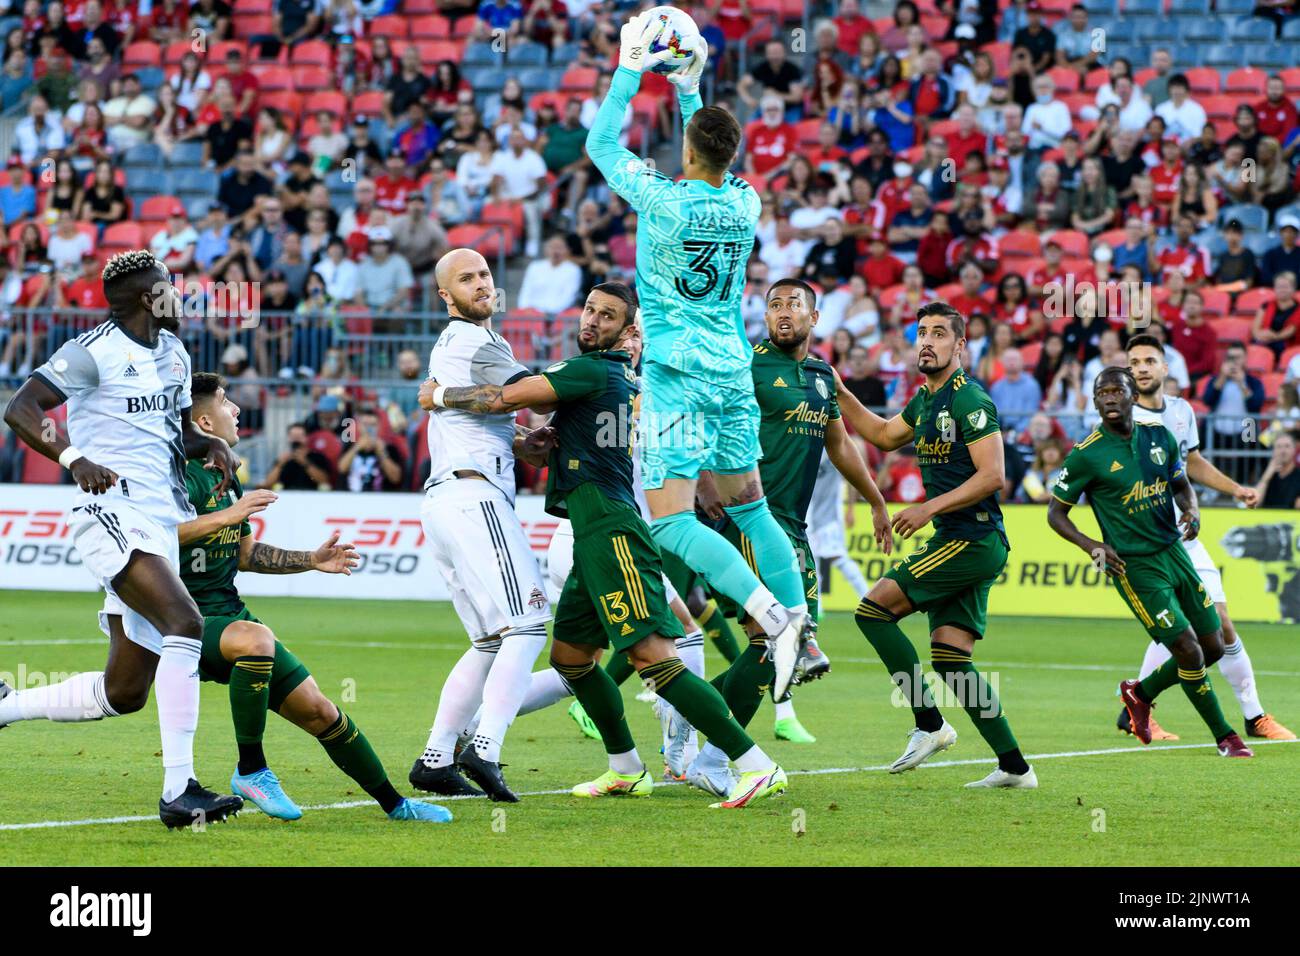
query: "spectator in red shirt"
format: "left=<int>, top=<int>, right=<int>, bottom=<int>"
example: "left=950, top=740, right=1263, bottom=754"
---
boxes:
left=834, top=0, right=872, bottom=57
left=743, top=95, right=798, bottom=176
left=1026, top=238, right=1068, bottom=301
left=842, top=173, right=887, bottom=259
left=875, top=161, right=914, bottom=221
left=1122, top=173, right=1167, bottom=232
left=907, top=49, right=953, bottom=121
left=148, top=0, right=187, bottom=43
left=877, top=447, right=925, bottom=502
left=1256, top=74, right=1299, bottom=141
left=104, top=0, right=138, bottom=46
left=807, top=120, right=847, bottom=174
left=1148, top=138, right=1183, bottom=208
left=373, top=153, right=418, bottom=215
left=1253, top=270, right=1300, bottom=361
left=862, top=232, right=905, bottom=292
left=947, top=103, right=988, bottom=170
left=1168, top=288, right=1218, bottom=380
left=1157, top=213, right=1211, bottom=285
left=948, top=260, right=992, bottom=318
left=916, top=211, right=953, bottom=285
left=222, top=48, right=259, bottom=119
left=56, top=251, right=108, bottom=310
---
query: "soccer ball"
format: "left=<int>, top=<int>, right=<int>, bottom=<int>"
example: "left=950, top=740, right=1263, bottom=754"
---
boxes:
left=642, top=5, right=701, bottom=76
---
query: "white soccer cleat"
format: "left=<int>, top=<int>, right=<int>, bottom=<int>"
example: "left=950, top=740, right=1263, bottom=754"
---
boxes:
left=684, top=756, right=736, bottom=798
left=964, top=766, right=1038, bottom=789
left=888, top=720, right=958, bottom=774
left=657, top=699, right=692, bottom=779
left=769, top=612, right=806, bottom=701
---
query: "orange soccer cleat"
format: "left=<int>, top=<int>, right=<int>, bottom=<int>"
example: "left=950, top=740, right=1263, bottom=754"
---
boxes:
left=1246, top=714, right=1296, bottom=741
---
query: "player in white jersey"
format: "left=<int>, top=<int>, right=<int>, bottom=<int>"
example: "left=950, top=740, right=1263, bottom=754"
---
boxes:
left=0, top=250, right=245, bottom=827
left=407, top=248, right=555, bottom=802
left=1125, top=335, right=1295, bottom=741
left=806, top=450, right=872, bottom=604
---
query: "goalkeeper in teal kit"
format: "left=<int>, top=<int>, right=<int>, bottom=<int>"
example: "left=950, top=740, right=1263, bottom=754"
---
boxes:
left=586, top=12, right=808, bottom=698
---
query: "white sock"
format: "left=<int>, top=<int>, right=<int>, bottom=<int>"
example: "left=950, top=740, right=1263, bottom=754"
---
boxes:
left=518, top=667, right=572, bottom=716
left=1138, top=640, right=1171, bottom=680
left=697, top=741, right=728, bottom=771
left=834, top=554, right=871, bottom=597
left=156, top=636, right=202, bottom=802
left=743, top=587, right=788, bottom=638
left=683, top=729, right=699, bottom=765
left=734, top=743, right=773, bottom=773
left=475, top=623, right=548, bottom=762
left=423, top=640, right=498, bottom=767
left=675, top=630, right=705, bottom=677
left=774, top=698, right=796, bottom=721
left=609, top=748, right=642, bottom=775
left=0, top=671, right=117, bottom=725
left=1218, top=638, right=1263, bottom=721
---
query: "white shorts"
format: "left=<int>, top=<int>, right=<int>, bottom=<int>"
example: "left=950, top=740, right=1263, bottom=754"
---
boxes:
left=807, top=521, right=848, bottom=561
left=70, top=501, right=180, bottom=657
left=1183, top=537, right=1226, bottom=604
left=544, top=517, right=679, bottom=605
left=420, top=479, right=551, bottom=641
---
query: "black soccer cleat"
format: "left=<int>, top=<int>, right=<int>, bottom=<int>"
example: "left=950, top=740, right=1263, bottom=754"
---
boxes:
left=792, top=629, right=831, bottom=686
left=457, top=747, right=519, bottom=803
left=159, top=779, right=244, bottom=829
left=1116, top=705, right=1134, bottom=736
left=409, top=758, right=484, bottom=797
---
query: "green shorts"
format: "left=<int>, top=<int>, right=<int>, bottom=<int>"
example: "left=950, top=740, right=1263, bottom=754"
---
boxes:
left=1111, top=547, right=1221, bottom=645
left=198, top=606, right=312, bottom=712
left=721, top=515, right=819, bottom=623
left=885, top=532, right=1008, bottom=639
left=554, top=505, right=684, bottom=653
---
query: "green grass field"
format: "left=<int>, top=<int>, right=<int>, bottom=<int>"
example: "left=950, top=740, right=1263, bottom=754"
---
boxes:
left=1, top=591, right=1297, bottom=866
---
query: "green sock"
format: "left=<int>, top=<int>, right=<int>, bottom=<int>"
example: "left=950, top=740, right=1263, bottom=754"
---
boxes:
left=1138, top=658, right=1181, bottom=700
left=641, top=658, right=755, bottom=761
left=230, top=656, right=274, bottom=775
left=929, top=643, right=1021, bottom=760
left=718, top=636, right=774, bottom=730
left=699, top=600, right=740, bottom=664
left=1178, top=664, right=1234, bottom=740
left=856, top=599, right=942, bottom=732
left=315, top=710, right=403, bottom=813
left=555, top=660, right=636, bottom=755
left=604, top=652, right=636, bottom=687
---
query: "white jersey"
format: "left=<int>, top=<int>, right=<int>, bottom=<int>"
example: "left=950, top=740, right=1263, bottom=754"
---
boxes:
left=34, top=320, right=194, bottom=526
left=425, top=318, right=531, bottom=503
left=806, top=451, right=843, bottom=534
left=1133, top=396, right=1199, bottom=521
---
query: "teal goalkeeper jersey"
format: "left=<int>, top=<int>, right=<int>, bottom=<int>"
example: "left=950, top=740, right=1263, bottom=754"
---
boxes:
left=586, top=67, right=761, bottom=387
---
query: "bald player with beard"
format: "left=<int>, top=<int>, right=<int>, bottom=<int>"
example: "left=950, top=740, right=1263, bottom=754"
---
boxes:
left=408, top=248, right=557, bottom=803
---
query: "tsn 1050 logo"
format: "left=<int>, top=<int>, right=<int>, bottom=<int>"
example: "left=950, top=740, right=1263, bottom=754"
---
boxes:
left=320, top=517, right=561, bottom=575
left=0, top=509, right=82, bottom=569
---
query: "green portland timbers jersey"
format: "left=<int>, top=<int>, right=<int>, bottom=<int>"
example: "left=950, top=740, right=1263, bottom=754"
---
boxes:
left=1052, top=420, right=1185, bottom=557
left=181, top=460, right=247, bottom=616
left=900, top=369, right=1005, bottom=542
left=541, top=349, right=639, bottom=518
left=750, top=340, right=840, bottom=526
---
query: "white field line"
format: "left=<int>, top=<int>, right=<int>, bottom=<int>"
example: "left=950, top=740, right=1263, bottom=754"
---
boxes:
left=1, top=739, right=1295, bottom=833
left=4, top=638, right=1299, bottom=678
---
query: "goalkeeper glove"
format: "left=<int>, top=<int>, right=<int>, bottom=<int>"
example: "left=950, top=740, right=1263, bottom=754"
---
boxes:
left=666, top=36, right=708, bottom=97
left=617, top=12, right=652, bottom=73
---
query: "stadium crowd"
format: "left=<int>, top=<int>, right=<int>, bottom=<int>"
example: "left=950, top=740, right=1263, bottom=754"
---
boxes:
left=0, top=0, right=1297, bottom=508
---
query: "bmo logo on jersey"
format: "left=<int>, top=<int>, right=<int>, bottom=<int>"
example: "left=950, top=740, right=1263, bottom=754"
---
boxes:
left=125, top=393, right=171, bottom=414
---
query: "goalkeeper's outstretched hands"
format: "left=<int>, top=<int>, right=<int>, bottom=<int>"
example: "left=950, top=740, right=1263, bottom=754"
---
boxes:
left=666, top=35, right=707, bottom=96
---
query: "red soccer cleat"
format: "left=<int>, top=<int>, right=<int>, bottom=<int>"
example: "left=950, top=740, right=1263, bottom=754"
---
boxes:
left=1217, top=733, right=1254, bottom=758
left=1119, top=679, right=1152, bottom=745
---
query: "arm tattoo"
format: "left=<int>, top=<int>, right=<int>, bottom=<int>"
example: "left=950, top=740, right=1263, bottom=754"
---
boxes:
left=246, top=542, right=314, bottom=574
left=442, top=384, right=505, bottom=414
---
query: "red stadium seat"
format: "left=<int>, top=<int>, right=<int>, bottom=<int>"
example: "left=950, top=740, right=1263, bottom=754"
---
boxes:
left=1020, top=341, right=1043, bottom=368
left=480, top=201, right=525, bottom=243
left=1202, top=95, right=1239, bottom=120
left=1281, top=68, right=1300, bottom=95
left=920, top=14, right=948, bottom=38
left=1246, top=345, right=1276, bottom=374
left=210, top=40, right=245, bottom=62
left=1082, top=68, right=1109, bottom=93
left=122, top=41, right=161, bottom=68
left=738, top=172, right=768, bottom=193
left=351, top=90, right=386, bottom=119
left=1200, top=288, right=1231, bottom=316
left=162, top=40, right=195, bottom=66
left=20, top=445, right=64, bottom=484
left=795, top=118, right=821, bottom=145
left=303, top=91, right=347, bottom=118
left=139, top=195, right=182, bottom=222
left=369, top=15, right=410, bottom=39
left=293, top=66, right=332, bottom=91
left=1279, top=344, right=1300, bottom=372
left=415, top=40, right=463, bottom=66
left=985, top=42, right=1011, bottom=74
left=405, top=0, right=438, bottom=11
left=1059, top=91, right=1092, bottom=116
left=259, top=90, right=302, bottom=118
left=1047, top=66, right=1079, bottom=92
left=528, top=91, right=565, bottom=115
left=446, top=224, right=508, bottom=259
left=102, top=222, right=143, bottom=248
left=1234, top=287, right=1274, bottom=315
left=252, top=65, right=295, bottom=90
left=561, top=67, right=598, bottom=92
left=233, top=0, right=273, bottom=12
left=1184, top=68, right=1221, bottom=95
left=410, top=15, right=452, bottom=39
left=1211, top=317, right=1254, bottom=342
left=291, top=40, right=333, bottom=68
left=1050, top=230, right=1090, bottom=258
left=1224, top=68, right=1269, bottom=96
left=1000, top=231, right=1041, bottom=257
left=1095, top=228, right=1127, bottom=249
left=1261, top=371, right=1286, bottom=400
left=500, top=310, right=549, bottom=362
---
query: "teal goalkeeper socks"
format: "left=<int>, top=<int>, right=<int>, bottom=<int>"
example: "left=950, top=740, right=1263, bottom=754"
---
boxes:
left=650, top=510, right=774, bottom=614
left=723, top=498, right=806, bottom=611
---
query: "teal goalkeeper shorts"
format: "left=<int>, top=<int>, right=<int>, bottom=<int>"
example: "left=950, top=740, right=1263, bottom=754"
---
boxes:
left=638, top=361, right=761, bottom=490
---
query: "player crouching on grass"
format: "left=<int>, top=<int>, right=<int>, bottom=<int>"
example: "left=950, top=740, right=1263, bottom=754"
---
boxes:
left=422, top=282, right=787, bottom=808
left=1047, top=367, right=1254, bottom=758
left=104, top=372, right=454, bottom=822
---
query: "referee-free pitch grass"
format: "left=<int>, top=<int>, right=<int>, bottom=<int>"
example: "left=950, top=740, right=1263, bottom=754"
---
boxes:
left=1, top=592, right=1296, bottom=866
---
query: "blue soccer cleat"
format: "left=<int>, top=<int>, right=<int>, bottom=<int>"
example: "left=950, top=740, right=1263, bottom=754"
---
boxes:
left=231, top=767, right=303, bottom=821
left=388, top=798, right=454, bottom=822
